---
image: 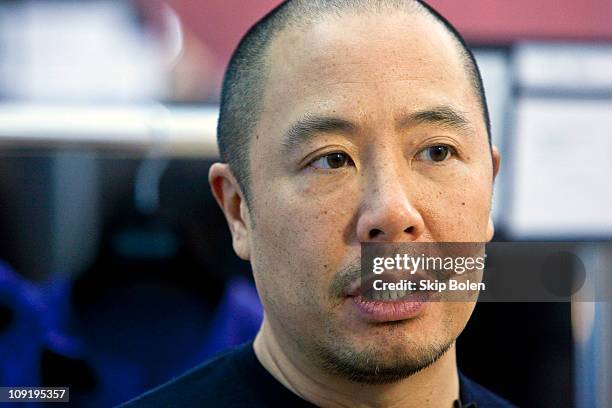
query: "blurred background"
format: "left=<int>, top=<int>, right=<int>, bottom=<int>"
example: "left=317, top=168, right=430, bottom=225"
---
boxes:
left=0, top=0, right=610, bottom=407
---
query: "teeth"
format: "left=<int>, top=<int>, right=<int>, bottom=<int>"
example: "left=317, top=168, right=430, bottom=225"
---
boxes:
left=368, top=289, right=410, bottom=301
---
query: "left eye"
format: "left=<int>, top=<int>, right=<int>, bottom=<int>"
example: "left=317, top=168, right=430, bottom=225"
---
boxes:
left=418, top=145, right=453, bottom=162
left=310, top=152, right=352, bottom=169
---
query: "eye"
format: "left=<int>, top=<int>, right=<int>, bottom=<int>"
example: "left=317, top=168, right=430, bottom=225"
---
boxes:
left=417, top=145, right=454, bottom=162
left=310, top=152, right=352, bottom=169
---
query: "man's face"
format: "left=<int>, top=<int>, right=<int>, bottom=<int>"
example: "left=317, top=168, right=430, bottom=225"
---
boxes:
left=243, top=12, right=497, bottom=380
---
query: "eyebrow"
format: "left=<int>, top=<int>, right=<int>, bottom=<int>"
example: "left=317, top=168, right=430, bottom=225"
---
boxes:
left=281, top=115, right=357, bottom=154
left=281, top=105, right=473, bottom=154
left=401, top=106, right=473, bottom=134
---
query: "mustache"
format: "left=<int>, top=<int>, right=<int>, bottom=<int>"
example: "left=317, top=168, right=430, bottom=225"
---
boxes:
left=328, top=261, right=361, bottom=298
left=328, top=260, right=459, bottom=298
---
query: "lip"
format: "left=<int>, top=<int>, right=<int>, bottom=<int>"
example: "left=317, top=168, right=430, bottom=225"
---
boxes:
left=344, top=269, right=430, bottom=297
left=348, top=290, right=430, bottom=322
left=342, top=269, right=440, bottom=323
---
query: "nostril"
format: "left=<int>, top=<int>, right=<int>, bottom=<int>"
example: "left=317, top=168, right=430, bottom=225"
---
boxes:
left=404, top=226, right=414, bottom=234
left=369, top=229, right=383, bottom=239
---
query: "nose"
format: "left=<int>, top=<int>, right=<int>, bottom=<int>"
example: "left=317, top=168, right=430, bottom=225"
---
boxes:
left=356, top=173, right=425, bottom=243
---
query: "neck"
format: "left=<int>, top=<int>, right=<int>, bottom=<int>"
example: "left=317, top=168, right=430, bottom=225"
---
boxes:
left=253, top=317, right=460, bottom=408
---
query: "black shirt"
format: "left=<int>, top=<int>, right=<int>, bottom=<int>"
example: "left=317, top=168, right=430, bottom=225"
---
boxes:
left=119, top=342, right=516, bottom=407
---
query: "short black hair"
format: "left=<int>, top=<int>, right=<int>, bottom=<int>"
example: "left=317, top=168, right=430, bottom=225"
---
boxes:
left=217, top=0, right=491, bottom=204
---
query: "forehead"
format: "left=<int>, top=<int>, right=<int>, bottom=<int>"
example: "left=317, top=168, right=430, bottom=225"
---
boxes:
left=257, top=11, right=481, bottom=141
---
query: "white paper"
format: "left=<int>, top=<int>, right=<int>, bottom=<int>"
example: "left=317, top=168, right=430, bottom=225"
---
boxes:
left=509, top=98, right=612, bottom=237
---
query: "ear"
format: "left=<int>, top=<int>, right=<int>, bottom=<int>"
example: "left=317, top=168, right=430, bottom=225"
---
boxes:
left=208, top=163, right=251, bottom=260
left=486, top=146, right=501, bottom=242
left=491, top=145, right=501, bottom=181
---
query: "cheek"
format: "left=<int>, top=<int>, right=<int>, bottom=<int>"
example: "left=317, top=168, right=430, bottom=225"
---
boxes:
left=418, top=169, right=493, bottom=241
left=249, top=183, right=354, bottom=311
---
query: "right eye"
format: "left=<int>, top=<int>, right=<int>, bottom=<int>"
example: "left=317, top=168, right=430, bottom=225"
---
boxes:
left=309, top=152, right=352, bottom=169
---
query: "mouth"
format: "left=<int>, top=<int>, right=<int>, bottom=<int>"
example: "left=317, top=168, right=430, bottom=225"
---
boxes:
left=344, top=268, right=438, bottom=297
left=347, top=291, right=430, bottom=323
left=344, top=271, right=435, bottom=323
